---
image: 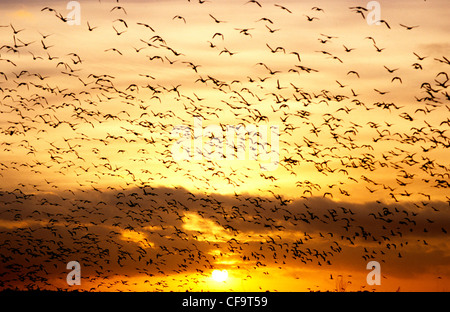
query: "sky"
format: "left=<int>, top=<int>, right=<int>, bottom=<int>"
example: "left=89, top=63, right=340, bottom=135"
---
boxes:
left=0, top=0, right=449, bottom=292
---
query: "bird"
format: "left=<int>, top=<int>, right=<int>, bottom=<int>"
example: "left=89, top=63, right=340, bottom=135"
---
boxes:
left=351, top=7, right=367, bottom=19
left=10, top=24, right=24, bottom=34
left=312, top=7, right=324, bottom=12
left=343, top=45, right=355, bottom=52
left=266, top=43, right=285, bottom=54
left=256, top=17, right=273, bottom=24
left=111, top=6, right=127, bottom=14
left=413, top=52, right=427, bottom=60
left=290, top=52, right=301, bottom=62
left=266, top=25, right=280, bottom=33
left=114, top=19, right=128, bottom=28
left=399, top=24, right=419, bottom=30
left=274, top=4, right=292, bottom=13
left=104, top=48, right=122, bottom=55
left=41, top=7, right=57, bottom=13
left=304, top=15, right=319, bottom=21
left=212, top=32, right=224, bottom=40
left=374, top=88, right=389, bottom=95
left=347, top=71, right=360, bottom=78
left=373, top=44, right=385, bottom=52
left=209, top=14, right=226, bottom=23
left=41, top=40, right=53, bottom=50
left=173, top=15, right=186, bottom=23
left=87, top=21, right=98, bottom=31
left=112, top=25, right=126, bottom=35
left=384, top=66, right=399, bottom=73
left=245, top=0, right=262, bottom=7
left=136, top=22, right=155, bottom=32
left=376, top=19, right=391, bottom=29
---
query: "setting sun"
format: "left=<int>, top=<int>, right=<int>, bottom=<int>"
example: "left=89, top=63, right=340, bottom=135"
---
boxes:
left=212, top=270, right=229, bottom=283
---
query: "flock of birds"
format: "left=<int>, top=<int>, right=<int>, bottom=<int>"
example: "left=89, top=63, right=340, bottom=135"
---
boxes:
left=0, top=0, right=449, bottom=291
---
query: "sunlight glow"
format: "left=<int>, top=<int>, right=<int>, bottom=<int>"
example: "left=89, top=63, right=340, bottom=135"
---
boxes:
left=211, top=270, right=228, bottom=283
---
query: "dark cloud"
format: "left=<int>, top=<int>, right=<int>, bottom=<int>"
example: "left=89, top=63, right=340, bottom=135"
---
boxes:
left=1, top=186, right=448, bottom=290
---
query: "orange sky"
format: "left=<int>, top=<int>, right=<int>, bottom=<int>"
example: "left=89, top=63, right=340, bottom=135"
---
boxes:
left=0, top=0, right=449, bottom=292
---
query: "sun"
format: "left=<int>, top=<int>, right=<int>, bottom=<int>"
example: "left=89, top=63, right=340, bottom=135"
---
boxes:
left=211, top=270, right=228, bottom=283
